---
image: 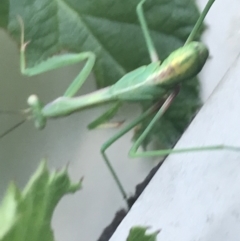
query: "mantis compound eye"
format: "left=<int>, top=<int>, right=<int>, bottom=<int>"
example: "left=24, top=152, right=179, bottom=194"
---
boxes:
left=27, top=95, right=47, bottom=129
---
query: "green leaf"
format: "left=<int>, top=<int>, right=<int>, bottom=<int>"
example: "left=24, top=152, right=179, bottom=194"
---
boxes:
left=0, top=160, right=82, bottom=241
left=0, top=0, right=9, bottom=28
left=126, top=226, right=160, bottom=241
left=0, top=0, right=203, bottom=148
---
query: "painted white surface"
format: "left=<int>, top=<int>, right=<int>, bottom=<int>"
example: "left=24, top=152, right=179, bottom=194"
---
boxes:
left=110, top=51, right=240, bottom=241
left=0, top=0, right=239, bottom=240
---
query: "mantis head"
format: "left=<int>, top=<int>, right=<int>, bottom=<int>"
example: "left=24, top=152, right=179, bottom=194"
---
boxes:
left=27, top=95, right=47, bottom=130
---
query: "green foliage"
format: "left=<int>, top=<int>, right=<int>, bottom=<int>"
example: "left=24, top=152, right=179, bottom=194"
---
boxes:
left=0, top=0, right=202, bottom=147
left=0, top=0, right=8, bottom=28
left=127, top=226, right=160, bottom=241
left=0, top=161, right=82, bottom=241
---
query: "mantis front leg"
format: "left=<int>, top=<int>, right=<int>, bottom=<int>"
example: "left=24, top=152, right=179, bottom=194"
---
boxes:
left=18, top=17, right=96, bottom=98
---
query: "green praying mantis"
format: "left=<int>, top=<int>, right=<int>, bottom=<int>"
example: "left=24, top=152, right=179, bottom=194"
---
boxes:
left=2, top=0, right=240, bottom=204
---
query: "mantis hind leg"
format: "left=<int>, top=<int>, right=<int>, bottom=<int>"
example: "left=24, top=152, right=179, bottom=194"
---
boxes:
left=100, top=101, right=165, bottom=203
left=136, top=0, right=159, bottom=63
left=129, top=88, right=240, bottom=159
left=18, top=17, right=96, bottom=98
left=185, top=0, right=215, bottom=45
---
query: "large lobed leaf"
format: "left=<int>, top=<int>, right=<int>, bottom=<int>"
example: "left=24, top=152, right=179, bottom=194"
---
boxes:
left=0, top=161, right=82, bottom=241
left=0, top=0, right=202, bottom=148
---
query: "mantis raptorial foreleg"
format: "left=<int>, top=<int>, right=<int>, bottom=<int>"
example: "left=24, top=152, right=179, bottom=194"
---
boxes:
left=18, top=17, right=124, bottom=129
left=18, top=17, right=96, bottom=98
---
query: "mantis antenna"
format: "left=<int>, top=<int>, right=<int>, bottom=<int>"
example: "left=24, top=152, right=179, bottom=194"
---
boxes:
left=0, top=110, right=28, bottom=138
